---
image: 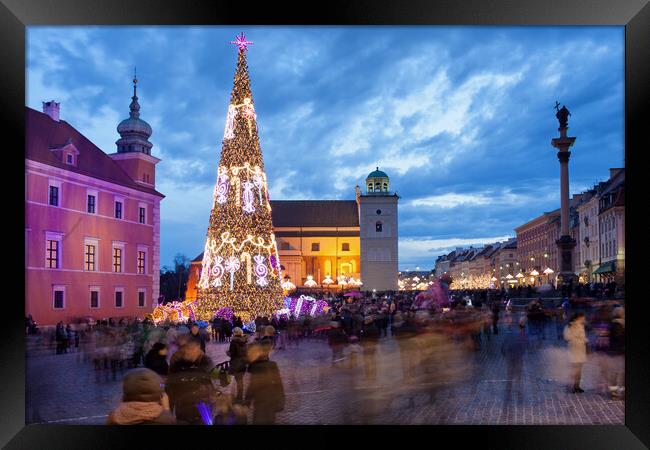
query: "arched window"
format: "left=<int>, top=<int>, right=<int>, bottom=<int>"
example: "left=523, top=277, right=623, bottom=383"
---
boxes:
left=376, top=221, right=383, bottom=232
left=375, top=182, right=381, bottom=190
left=382, top=182, right=388, bottom=191
left=367, top=182, right=373, bottom=192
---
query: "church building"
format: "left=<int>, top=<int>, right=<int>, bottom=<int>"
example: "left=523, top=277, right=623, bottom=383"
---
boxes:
left=185, top=168, right=399, bottom=299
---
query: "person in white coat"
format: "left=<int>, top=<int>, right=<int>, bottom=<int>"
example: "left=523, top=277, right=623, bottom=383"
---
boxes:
left=563, top=312, right=588, bottom=393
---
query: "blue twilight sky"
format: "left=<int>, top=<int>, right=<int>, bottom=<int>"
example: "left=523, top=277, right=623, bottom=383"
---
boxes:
left=26, top=26, right=624, bottom=271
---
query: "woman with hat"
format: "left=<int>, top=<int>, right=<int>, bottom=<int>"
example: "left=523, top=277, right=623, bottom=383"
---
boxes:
left=107, top=368, right=176, bottom=425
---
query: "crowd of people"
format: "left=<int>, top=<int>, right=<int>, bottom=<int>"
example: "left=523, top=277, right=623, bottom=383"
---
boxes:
left=27, top=285, right=625, bottom=425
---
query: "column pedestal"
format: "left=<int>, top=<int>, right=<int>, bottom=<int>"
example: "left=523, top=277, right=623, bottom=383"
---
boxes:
left=556, top=235, right=577, bottom=286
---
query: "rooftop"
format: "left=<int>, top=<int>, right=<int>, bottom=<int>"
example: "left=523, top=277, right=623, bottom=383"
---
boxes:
left=270, top=200, right=359, bottom=228
left=26, top=107, right=163, bottom=198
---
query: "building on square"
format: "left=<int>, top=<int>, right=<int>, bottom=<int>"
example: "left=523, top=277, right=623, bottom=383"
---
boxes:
left=185, top=168, right=399, bottom=299
left=576, top=184, right=605, bottom=283
left=594, top=168, right=625, bottom=286
left=25, top=78, right=164, bottom=327
left=514, top=209, right=564, bottom=286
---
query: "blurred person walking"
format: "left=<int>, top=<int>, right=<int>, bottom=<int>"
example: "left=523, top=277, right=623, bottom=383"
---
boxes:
left=244, top=343, right=285, bottom=425
left=564, top=312, right=588, bottom=393
left=491, top=301, right=501, bottom=335
left=144, top=342, right=169, bottom=378
left=188, top=323, right=206, bottom=353
left=211, top=316, right=222, bottom=343
left=327, top=321, right=348, bottom=365
left=227, top=327, right=249, bottom=404
left=360, top=314, right=380, bottom=382
left=277, top=315, right=288, bottom=350
left=501, top=321, right=528, bottom=404
left=607, top=307, right=625, bottom=399
left=166, top=341, right=215, bottom=424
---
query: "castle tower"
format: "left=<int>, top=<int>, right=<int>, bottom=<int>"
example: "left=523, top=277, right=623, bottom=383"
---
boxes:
left=108, top=70, right=163, bottom=305
left=109, top=69, right=160, bottom=188
left=359, top=167, right=399, bottom=291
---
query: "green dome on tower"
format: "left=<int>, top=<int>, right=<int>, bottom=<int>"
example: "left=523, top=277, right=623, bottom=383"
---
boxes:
left=365, top=167, right=390, bottom=194
left=367, top=167, right=389, bottom=179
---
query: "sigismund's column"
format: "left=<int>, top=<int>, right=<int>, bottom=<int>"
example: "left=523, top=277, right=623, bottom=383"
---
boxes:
left=551, top=103, right=577, bottom=287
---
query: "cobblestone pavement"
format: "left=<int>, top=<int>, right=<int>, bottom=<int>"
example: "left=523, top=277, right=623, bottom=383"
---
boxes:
left=26, top=323, right=624, bottom=425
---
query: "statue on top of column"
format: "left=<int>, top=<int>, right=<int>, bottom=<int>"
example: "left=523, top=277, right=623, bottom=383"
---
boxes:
left=555, top=101, right=571, bottom=128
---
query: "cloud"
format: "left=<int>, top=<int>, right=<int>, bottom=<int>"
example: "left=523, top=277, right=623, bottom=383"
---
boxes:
left=412, top=193, right=493, bottom=208
left=26, top=26, right=624, bottom=267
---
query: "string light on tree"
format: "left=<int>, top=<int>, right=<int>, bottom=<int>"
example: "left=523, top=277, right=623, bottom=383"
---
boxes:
left=195, top=33, right=284, bottom=322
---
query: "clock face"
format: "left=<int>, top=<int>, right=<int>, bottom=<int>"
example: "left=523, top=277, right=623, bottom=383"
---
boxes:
left=376, top=209, right=381, bottom=215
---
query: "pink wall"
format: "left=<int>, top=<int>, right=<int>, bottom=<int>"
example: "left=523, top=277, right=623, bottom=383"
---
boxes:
left=113, top=157, right=156, bottom=185
left=26, top=162, right=160, bottom=326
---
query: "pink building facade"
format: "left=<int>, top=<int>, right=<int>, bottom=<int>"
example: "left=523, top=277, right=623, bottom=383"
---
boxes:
left=25, top=82, right=164, bottom=327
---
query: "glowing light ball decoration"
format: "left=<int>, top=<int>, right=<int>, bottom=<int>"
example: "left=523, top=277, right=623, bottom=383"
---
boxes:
left=304, top=275, right=318, bottom=288
left=281, top=279, right=296, bottom=292
left=195, top=33, right=284, bottom=322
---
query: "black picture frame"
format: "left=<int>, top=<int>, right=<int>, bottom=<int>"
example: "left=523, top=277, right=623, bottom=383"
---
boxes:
left=2, top=0, right=648, bottom=448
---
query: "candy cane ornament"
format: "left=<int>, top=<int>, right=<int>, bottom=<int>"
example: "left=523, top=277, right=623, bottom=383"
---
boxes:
left=224, top=256, right=241, bottom=290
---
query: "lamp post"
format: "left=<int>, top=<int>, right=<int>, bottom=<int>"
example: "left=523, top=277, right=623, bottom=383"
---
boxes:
left=551, top=103, right=577, bottom=287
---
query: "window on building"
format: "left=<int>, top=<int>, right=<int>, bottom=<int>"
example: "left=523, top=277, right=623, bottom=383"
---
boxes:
left=90, top=290, right=99, bottom=308
left=53, top=289, right=64, bottom=309
left=342, top=243, right=350, bottom=252
left=115, top=291, right=123, bottom=308
left=139, top=207, right=146, bottom=224
left=311, top=243, right=320, bottom=252
left=137, top=251, right=146, bottom=274
left=376, top=221, right=383, bottom=232
left=49, top=185, right=59, bottom=206
left=115, top=201, right=123, bottom=219
left=85, top=244, right=96, bottom=271
left=138, top=291, right=145, bottom=307
left=46, top=239, right=59, bottom=268
left=87, top=195, right=96, bottom=214
left=113, top=247, right=122, bottom=272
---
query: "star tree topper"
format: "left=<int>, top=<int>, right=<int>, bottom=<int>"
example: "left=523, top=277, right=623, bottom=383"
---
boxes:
left=230, top=32, right=253, bottom=51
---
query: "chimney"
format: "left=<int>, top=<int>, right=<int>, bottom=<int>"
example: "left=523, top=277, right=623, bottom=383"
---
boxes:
left=43, top=100, right=60, bottom=122
left=609, top=168, right=623, bottom=179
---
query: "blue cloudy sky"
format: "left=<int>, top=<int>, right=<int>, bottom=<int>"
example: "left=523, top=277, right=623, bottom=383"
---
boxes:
left=26, top=26, right=624, bottom=270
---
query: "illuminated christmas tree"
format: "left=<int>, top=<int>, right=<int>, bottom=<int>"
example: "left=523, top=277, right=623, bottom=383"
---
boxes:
left=195, top=33, right=283, bottom=322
